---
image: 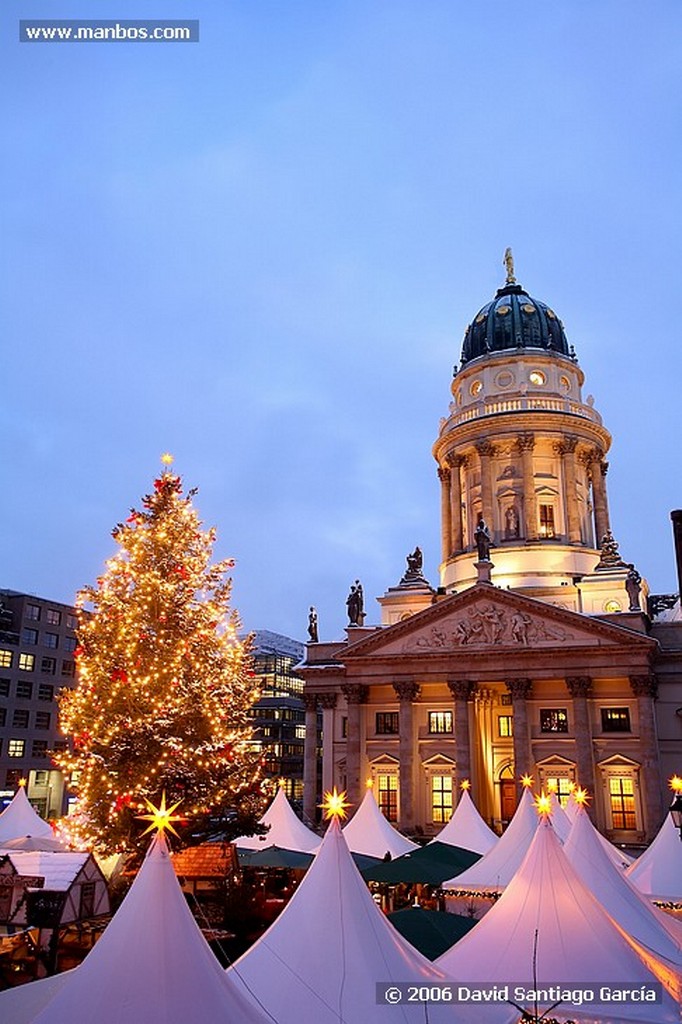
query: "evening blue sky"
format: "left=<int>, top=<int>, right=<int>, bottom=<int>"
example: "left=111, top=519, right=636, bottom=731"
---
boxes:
left=2, top=2, right=681, bottom=640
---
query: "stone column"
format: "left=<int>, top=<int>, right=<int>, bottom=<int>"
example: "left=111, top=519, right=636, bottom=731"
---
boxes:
left=555, top=436, right=582, bottom=543
left=318, top=693, right=337, bottom=796
left=448, top=679, right=476, bottom=791
left=517, top=433, right=536, bottom=540
left=438, top=467, right=452, bottom=562
left=302, top=693, right=319, bottom=823
left=505, top=677, right=533, bottom=798
left=475, top=441, right=496, bottom=529
left=629, top=675, right=665, bottom=839
left=448, top=454, right=465, bottom=554
left=565, top=676, right=596, bottom=803
left=393, top=679, right=421, bottom=831
left=340, top=683, right=367, bottom=811
left=589, top=449, right=611, bottom=545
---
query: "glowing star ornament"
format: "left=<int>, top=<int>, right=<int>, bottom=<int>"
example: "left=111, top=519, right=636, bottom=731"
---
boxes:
left=520, top=774, right=534, bottom=789
left=366, top=778, right=374, bottom=790
left=460, top=779, right=471, bottom=791
left=321, top=788, right=351, bottom=821
left=670, top=775, right=682, bottom=794
left=574, top=787, right=590, bottom=806
left=161, top=452, right=174, bottom=468
left=136, top=793, right=184, bottom=839
left=534, top=791, right=552, bottom=817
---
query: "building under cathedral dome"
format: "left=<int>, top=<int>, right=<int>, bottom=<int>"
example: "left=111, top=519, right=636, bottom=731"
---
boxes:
left=300, top=255, right=682, bottom=845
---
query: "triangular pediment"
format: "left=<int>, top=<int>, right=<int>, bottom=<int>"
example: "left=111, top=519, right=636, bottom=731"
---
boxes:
left=344, top=583, right=656, bottom=660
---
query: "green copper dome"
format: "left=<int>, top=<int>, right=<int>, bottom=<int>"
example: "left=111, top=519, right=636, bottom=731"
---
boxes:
left=460, top=281, right=574, bottom=367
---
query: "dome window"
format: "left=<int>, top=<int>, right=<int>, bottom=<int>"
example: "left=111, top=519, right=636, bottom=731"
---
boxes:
left=522, top=304, right=535, bottom=314
left=496, top=305, right=511, bottom=316
left=529, top=370, right=546, bottom=386
left=470, top=380, right=483, bottom=397
left=560, top=375, right=571, bottom=393
left=495, top=371, right=514, bottom=389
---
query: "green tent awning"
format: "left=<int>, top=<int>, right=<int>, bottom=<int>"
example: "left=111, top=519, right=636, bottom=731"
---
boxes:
left=361, top=842, right=480, bottom=885
left=387, top=907, right=478, bottom=960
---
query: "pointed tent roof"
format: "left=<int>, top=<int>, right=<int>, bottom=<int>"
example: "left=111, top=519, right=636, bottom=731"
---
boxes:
left=0, top=834, right=271, bottom=1024
left=430, top=788, right=498, bottom=855
left=0, top=788, right=55, bottom=843
left=342, top=787, right=419, bottom=859
left=547, top=789, right=572, bottom=842
left=442, top=786, right=538, bottom=892
left=233, top=787, right=320, bottom=853
left=228, top=816, right=516, bottom=1024
left=437, top=819, right=682, bottom=1024
left=626, top=814, right=682, bottom=901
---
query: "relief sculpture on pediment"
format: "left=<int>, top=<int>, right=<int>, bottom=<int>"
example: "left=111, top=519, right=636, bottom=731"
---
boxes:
left=402, top=603, right=567, bottom=651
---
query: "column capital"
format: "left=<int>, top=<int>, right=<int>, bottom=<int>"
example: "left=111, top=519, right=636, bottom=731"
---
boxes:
left=447, top=679, right=477, bottom=701
left=318, top=693, right=338, bottom=710
left=505, top=677, right=533, bottom=700
left=516, top=432, right=535, bottom=453
left=629, top=674, right=658, bottom=699
left=393, top=680, right=421, bottom=703
left=566, top=675, right=593, bottom=698
left=554, top=434, right=579, bottom=457
left=302, top=693, right=319, bottom=712
left=437, top=466, right=451, bottom=483
left=446, top=451, right=468, bottom=469
left=341, top=683, right=368, bottom=705
left=475, top=440, right=496, bottom=459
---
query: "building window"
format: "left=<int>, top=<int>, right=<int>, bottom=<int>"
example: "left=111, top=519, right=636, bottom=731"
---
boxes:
left=500, top=693, right=512, bottom=706
left=44, top=633, right=59, bottom=650
left=498, top=715, right=513, bottom=737
left=0, top=679, right=9, bottom=697
left=545, top=777, right=573, bottom=807
left=25, top=604, right=41, bottom=621
left=377, top=773, right=398, bottom=822
left=61, top=660, right=75, bottom=677
left=35, top=712, right=51, bottom=730
left=540, top=708, right=568, bottom=733
left=66, top=614, right=78, bottom=630
left=18, top=653, right=35, bottom=672
left=376, top=712, right=399, bottom=735
left=538, top=504, right=556, bottom=539
left=53, top=740, right=68, bottom=753
left=41, top=657, right=57, bottom=676
left=16, top=681, right=33, bottom=700
left=428, top=711, right=453, bottom=734
left=8, top=740, right=25, bottom=758
left=32, top=740, right=48, bottom=759
left=609, top=777, right=636, bottom=830
left=38, top=683, right=54, bottom=701
left=63, top=637, right=77, bottom=653
left=431, top=775, right=453, bottom=824
left=46, top=609, right=61, bottom=626
left=12, top=710, right=30, bottom=729
left=601, top=707, right=631, bottom=732
left=0, top=650, right=13, bottom=669
left=0, top=709, right=5, bottom=727
left=80, top=881, right=96, bottom=918
left=34, top=771, right=48, bottom=785
left=21, top=628, right=38, bottom=646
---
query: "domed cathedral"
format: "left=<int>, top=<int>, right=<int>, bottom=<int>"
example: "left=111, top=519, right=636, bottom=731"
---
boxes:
left=300, top=254, right=681, bottom=847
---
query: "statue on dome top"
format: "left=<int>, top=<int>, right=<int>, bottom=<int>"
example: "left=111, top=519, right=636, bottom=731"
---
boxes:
left=503, top=247, right=516, bottom=285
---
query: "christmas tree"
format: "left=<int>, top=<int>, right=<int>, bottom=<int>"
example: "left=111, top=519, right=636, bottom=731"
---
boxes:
left=55, top=458, right=263, bottom=856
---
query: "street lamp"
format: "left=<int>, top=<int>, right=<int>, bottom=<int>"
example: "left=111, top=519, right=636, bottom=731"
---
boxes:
left=669, top=791, right=682, bottom=841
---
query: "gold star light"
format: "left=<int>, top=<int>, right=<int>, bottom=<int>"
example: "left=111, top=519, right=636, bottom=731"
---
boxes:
left=460, top=779, right=471, bottom=791
left=670, top=775, right=682, bottom=794
left=520, top=774, right=534, bottom=789
left=161, top=453, right=174, bottom=467
left=534, top=791, right=552, bottom=817
left=574, top=787, right=590, bottom=806
left=136, top=793, right=184, bottom=838
left=320, top=787, right=351, bottom=821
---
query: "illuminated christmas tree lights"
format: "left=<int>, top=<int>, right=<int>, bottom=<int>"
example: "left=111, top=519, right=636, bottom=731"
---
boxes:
left=55, top=461, right=263, bottom=855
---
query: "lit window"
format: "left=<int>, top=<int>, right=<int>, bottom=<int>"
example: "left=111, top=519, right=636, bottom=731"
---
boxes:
left=12, top=710, right=29, bottom=729
left=35, top=771, right=48, bottom=785
left=498, top=715, right=513, bottom=737
left=0, top=650, right=13, bottom=669
left=431, top=775, right=453, bottom=824
left=25, top=604, right=41, bottom=621
left=378, top=773, right=398, bottom=822
left=44, top=633, right=59, bottom=650
left=470, top=380, right=483, bottom=397
left=376, top=712, right=399, bottom=735
left=540, top=708, right=568, bottom=733
left=21, top=628, right=38, bottom=646
left=46, top=610, right=61, bottom=626
left=428, top=711, right=453, bottom=734
left=601, top=708, right=631, bottom=732
left=538, top=504, right=556, bottom=539
left=545, top=776, right=573, bottom=807
left=604, top=600, right=622, bottom=613
left=19, top=653, right=35, bottom=672
left=8, top=739, right=25, bottom=758
left=559, top=375, right=571, bottom=393
left=609, top=777, right=636, bottom=830
left=529, top=370, right=546, bottom=386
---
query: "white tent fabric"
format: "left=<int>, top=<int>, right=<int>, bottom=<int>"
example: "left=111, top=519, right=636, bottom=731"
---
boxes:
left=0, top=788, right=55, bottom=843
left=437, top=819, right=682, bottom=1024
left=564, top=790, right=580, bottom=822
left=564, top=806, right=682, bottom=973
left=0, top=836, right=68, bottom=853
left=342, top=788, right=419, bottom=859
left=429, top=788, right=498, bottom=855
left=233, top=787, right=320, bottom=852
left=547, top=790, right=572, bottom=842
left=0, top=833, right=271, bottom=1024
left=228, top=816, right=516, bottom=1024
left=442, top=786, right=538, bottom=893
left=626, top=814, right=682, bottom=902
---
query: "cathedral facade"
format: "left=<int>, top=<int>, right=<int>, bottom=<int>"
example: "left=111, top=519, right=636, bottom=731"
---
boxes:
left=300, top=258, right=682, bottom=844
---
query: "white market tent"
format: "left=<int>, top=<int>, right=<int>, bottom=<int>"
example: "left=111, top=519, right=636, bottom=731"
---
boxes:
left=626, top=814, right=682, bottom=902
left=233, top=786, right=320, bottom=853
left=342, top=787, right=419, bottom=859
left=0, top=788, right=55, bottom=844
left=228, top=815, right=516, bottom=1024
left=442, top=785, right=538, bottom=893
left=429, top=787, right=498, bottom=855
left=437, top=818, right=682, bottom=1024
left=0, top=833, right=271, bottom=1024
left=564, top=806, right=682, bottom=974
left=547, top=789, right=572, bottom=842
